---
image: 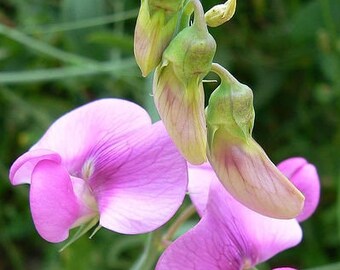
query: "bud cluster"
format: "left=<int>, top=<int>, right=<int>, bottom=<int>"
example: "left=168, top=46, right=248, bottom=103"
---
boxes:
left=134, top=0, right=305, bottom=219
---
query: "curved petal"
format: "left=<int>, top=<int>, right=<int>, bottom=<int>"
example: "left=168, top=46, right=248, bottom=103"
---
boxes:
left=9, top=149, right=61, bottom=185
left=157, top=176, right=302, bottom=270
left=31, top=99, right=151, bottom=174
left=30, top=160, right=82, bottom=243
left=278, top=158, right=320, bottom=222
left=90, top=121, right=188, bottom=234
left=277, top=157, right=307, bottom=177
left=187, top=163, right=213, bottom=216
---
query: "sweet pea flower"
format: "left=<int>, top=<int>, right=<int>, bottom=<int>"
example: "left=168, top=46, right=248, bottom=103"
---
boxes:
left=9, top=98, right=188, bottom=243
left=156, top=157, right=320, bottom=270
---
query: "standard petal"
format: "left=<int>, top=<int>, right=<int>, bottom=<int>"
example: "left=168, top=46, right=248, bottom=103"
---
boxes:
left=157, top=175, right=302, bottom=270
left=30, top=99, right=151, bottom=174
left=90, top=121, right=188, bottom=234
left=9, top=149, right=61, bottom=185
left=30, top=160, right=82, bottom=243
left=278, top=157, right=320, bottom=222
left=153, top=64, right=207, bottom=165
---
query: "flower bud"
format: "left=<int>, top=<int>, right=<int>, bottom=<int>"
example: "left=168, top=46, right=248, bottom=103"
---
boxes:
left=153, top=0, right=216, bottom=165
left=134, top=0, right=184, bottom=77
left=206, top=63, right=305, bottom=219
left=153, top=62, right=207, bottom=164
left=205, top=0, right=237, bottom=27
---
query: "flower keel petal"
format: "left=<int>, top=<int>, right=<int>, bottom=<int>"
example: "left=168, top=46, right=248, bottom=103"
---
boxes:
left=30, top=160, right=81, bottom=243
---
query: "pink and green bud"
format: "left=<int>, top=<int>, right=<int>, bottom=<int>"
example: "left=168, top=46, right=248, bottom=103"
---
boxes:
left=205, top=0, right=237, bottom=27
left=206, top=63, right=305, bottom=219
left=153, top=0, right=216, bottom=165
left=134, top=0, right=184, bottom=77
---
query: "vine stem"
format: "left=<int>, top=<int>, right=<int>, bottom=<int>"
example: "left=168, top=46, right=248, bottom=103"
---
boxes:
left=162, top=204, right=197, bottom=247
left=190, top=0, right=207, bottom=31
left=0, top=23, right=96, bottom=66
left=211, top=62, right=239, bottom=85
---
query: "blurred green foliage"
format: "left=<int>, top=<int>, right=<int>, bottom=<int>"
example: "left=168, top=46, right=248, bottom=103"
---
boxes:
left=0, top=0, right=339, bottom=269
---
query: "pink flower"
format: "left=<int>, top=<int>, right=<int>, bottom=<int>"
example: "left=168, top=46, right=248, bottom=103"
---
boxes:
left=9, top=99, right=188, bottom=243
left=156, top=158, right=320, bottom=270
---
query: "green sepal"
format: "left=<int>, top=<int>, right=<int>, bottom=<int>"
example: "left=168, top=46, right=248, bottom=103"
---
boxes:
left=59, top=217, right=99, bottom=252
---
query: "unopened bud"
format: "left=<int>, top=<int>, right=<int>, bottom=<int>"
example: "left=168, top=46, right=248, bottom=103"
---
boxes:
left=205, top=0, right=236, bottom=27
left=206, top=63, right=305, bottom=219
left=153, top=0, right=216, bottom=165
left=134, top=0, right=184, bottom=77
left=153, top=62, right=207, bottom=165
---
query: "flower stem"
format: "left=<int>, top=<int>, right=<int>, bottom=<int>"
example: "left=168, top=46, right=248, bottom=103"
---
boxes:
left=190, top=0, right=207, bottom=31
left=130, top=230, right=163, bottom=270
left=211, top=62, right=239, bottom=85
left=162, top=204, right=196, bottom=247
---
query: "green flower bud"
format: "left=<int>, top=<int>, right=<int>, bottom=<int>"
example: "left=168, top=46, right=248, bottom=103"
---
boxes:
left=153, top=0, right=216, bottom=165
left=162, top=3, right=216, bottom=83
left=134, top=0, right=184, bottom=77
left=205, top=0, right=237, bottom=27
left=206, top=63, right=305, bottom=219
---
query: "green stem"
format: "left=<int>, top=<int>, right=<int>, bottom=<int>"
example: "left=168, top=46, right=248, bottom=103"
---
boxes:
left=211, top=62, right=239, bottom=85
left=0, top=58, right=137, bottom=84
left=0, top=24, right=97, bottom=66
left=130, top=230, right=163, bottom=270
left=191, top=0, right=207, bottom=31
left=162, top=204, right=196, bottom=247
left=144, top=72, right=160, bottom=122
left=22, top=9, right=138, bottom=34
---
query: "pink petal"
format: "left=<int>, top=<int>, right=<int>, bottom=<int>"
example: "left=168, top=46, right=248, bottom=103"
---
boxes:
left=30, top=160, right=82, bottom=242
left=159, top=164, right=302, bottom=269
left=187, top=163, right=213, bottom=216
left=31, top=99, right=151, bottom=174
left=9, top=149, right=61, bottom=185
left=278, top=157, right=320, bottom=222
left=90, top=121, right=188, bottom=234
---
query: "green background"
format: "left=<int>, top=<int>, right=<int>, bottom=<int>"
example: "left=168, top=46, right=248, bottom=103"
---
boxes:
left=0, top=0, right=339, bottom=269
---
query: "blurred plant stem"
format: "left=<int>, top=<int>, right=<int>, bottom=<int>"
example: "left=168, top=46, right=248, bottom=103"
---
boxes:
left=0, top=87, right=51, bottom=125
left=0, top=58, right=136, bottom=84
left=0, top=23, right=97, bottom=66
left=130, top=230, right=163, bottom=270
left=321, top=0, right=338, bottom=41
left=22, top=9, right=138, bottom=34
left=131, top=204, right=196, bottom=269
left=306, top=262, right=340, bottom=270
left=162, top=204, right=196, bottom=247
